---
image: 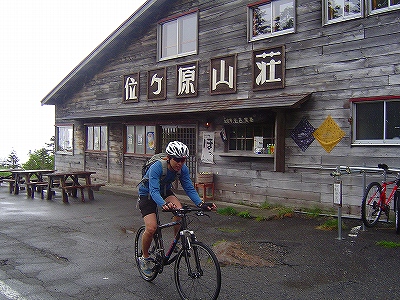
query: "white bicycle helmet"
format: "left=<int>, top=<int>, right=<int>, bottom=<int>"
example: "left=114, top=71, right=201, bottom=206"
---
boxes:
left=165, top=141, right=189, bottom=158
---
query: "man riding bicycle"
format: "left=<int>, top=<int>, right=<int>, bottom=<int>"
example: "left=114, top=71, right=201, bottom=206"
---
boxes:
left=137, top=141, right=216, bottom=275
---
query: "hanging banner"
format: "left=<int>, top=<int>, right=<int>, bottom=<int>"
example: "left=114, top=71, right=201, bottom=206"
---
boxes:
left=201, top=132, right=215, bottom=164
left=290, top=117, right=315, bottom=152
left=313, top=115, right=345, bottom=153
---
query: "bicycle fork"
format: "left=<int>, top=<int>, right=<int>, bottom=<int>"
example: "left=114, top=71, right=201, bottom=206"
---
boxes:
left=180, top=229, right=204, bottom=278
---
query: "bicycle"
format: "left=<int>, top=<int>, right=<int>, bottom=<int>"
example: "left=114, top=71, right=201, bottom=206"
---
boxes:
left=134, top=204, right=221, bottom=300
left=361, top=163, right=400, bottom=234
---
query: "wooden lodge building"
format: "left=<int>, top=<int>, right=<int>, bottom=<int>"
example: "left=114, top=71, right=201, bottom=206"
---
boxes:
left=42, top=0, right=400, bottom=213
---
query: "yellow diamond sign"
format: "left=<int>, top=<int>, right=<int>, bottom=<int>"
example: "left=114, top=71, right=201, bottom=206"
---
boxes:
left=313, top=115, right=345, bottom=153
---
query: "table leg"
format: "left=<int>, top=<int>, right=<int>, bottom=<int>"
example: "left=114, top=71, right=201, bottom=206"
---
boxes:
left=60, top=178, right=69, bottom=203
left=14, top=176, right=19, bottom=195
left=26, top=175, right=32, bottom=198
left=85, top=175, right=94, bottom=200
left=46, top=179, right=53, bottom=200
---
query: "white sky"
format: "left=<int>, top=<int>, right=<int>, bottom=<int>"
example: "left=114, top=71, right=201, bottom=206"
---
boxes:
left=0, top=0, right=146, bottom=163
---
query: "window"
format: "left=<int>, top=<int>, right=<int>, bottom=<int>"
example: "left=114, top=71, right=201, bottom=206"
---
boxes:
left=86, top=125, right=107, bottom=151
left=126, top=125, right=156, bottom=155
left=369, top=0, right=400, bottom=13
left=352, top=98, right=400, bottom=144
left=159, top=11, right=198, bottom=60
left=323, top=0, right=363, bottom=24
left=227, top=123, right=275, bottom=153
left=249, top=0, right=295, bottom=41
left=56, top=125, right=73, bottom=154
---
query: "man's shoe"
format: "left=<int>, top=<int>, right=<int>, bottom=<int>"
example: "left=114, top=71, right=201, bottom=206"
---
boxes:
left=139, top=256, right=154, bottom=276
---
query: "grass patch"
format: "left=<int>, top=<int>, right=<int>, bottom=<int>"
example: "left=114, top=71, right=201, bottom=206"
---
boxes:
left=316, top=218, right=346, bottom=231
left=217, top=207, right=238, bottom=216
left=255, top=215, right=267, bottom=221
left=217, top=207, right=253, bottom=219
left=260, top=201, right=274, bottom=209
left=376, top=240, right=400, bottom=248
left=237, top=211, right=252, bottom=219
left=275, top=206, right=294, bottom=219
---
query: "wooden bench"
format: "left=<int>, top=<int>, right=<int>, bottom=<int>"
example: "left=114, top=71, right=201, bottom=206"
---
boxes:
left=26, top=182, right=49, bottom=199
left=2, top=178, right=15, bottom=194
left=61, top=183, right=105, bottom=202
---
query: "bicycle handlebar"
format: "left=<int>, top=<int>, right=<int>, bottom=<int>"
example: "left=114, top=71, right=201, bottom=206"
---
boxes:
left=162, top=204, right=213, bottom=215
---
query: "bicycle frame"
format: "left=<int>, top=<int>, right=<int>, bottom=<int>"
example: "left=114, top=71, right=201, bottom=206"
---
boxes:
left=152, top=208, right=197, bottom=274
left=379, top=180, right=399, bottom=208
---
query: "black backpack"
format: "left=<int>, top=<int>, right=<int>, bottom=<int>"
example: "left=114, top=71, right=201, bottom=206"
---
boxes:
left=137, top=153, right=180, bottom=187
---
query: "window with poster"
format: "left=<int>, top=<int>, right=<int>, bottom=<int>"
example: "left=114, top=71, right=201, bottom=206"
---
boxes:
left=125, top=125, right=156, bottom=155
left=86, top=124, right=107, bottom=152
left=223, top=112, right=276, bottom=156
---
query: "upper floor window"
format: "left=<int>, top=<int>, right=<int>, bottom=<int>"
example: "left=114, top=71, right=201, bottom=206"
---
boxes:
left=86, top=125, right=107, bottom=151
left=248, top=0, right=295, bottom=42
left=56, top=125, right=73, bottom=154
left=323, top=0, right=363, bottom=24
left=351, top=97, right=400, bottom=145
left=158, top=11, right=198, bottom=60
left=369, top=0, right=400, bottom=13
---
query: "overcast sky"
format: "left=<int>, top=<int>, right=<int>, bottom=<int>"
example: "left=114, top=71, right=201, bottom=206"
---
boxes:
left=0, top=0, right=146, bottom=163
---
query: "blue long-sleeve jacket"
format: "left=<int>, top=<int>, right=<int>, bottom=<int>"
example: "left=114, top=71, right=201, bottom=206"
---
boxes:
left=138, top=160, right=202, bottom=207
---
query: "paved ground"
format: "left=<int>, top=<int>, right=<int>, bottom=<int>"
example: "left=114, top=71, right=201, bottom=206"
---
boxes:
left=1, top=184, right=400, bottom=299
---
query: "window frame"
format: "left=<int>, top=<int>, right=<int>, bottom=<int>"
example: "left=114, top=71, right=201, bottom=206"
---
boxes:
left=158, top=10, right=198, bottom=61
left=226, top=122, right=275, bottom=154
left=248, top=0, right=295, bottom=42
left=322, top=0, right=364, bottom=25
left=367, top=0, right=400, bottom=15
left=125, top=124, right=156, bottom=155
left=86, top=124, right=108, bottom=152
left=351, top=96, right=400, bottom=145
left=56, top=124, right=74, bottom=155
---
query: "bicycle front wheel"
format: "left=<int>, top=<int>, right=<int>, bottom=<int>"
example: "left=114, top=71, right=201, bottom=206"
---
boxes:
left=174, top=241, right=221, bottom=300
left=361, top=182, right=382, bottom=227
left=134, top=225, right=159, bottom=281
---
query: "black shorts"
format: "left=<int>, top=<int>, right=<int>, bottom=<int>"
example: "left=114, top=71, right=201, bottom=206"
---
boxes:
left=138, top=190, right=175, bottom=217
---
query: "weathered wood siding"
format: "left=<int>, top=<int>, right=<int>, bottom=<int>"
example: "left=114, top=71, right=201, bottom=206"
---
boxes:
left=53, top=0, right=400, bottom=213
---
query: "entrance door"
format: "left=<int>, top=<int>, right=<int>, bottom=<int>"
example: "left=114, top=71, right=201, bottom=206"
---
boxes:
left=160, top=125, right=197, bottom=181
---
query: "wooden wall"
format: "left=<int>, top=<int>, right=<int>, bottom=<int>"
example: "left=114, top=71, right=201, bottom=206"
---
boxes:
left=53, top=0, right=400, bottom=213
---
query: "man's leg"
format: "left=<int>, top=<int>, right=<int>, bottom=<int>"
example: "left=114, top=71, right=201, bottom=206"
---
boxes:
left=142, top=213, right=157, bottom=258
left=165, top=195, right=182, bottom=236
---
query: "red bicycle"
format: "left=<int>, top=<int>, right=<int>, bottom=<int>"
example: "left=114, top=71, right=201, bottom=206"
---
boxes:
left=361, top=164, right=400, bottom=233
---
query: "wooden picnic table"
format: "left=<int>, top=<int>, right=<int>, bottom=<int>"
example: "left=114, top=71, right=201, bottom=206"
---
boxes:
left=45, top=171, right=104, bottom=203
left=10, top=169, right=55, bottom=198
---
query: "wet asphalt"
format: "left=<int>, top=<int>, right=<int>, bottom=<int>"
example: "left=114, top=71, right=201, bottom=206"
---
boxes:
left=1, top=184, right=400, bottom=299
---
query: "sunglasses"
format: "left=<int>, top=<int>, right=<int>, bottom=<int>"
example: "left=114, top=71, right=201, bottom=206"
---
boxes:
left=172, top=157, right=186, bottom=163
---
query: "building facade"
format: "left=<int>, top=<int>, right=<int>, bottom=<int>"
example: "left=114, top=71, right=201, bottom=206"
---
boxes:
left=42, top=0, right=400, bottom=213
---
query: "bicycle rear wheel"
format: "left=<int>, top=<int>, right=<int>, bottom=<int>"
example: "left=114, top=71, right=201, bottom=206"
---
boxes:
left=395, top=192, right=400, bottom=234
left=174, top=241, right=221, bottom=300
left=361, top=182, right=382, bottom=227
left=134, top=225, right=159, bottom=281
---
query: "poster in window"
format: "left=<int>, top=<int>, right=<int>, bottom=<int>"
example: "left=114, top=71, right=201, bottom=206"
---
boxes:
left=147, top=132, right=155, bottom=150
left=253, top=136, right=263, bottom=154
left=137, top=134, right=143, bottom=146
